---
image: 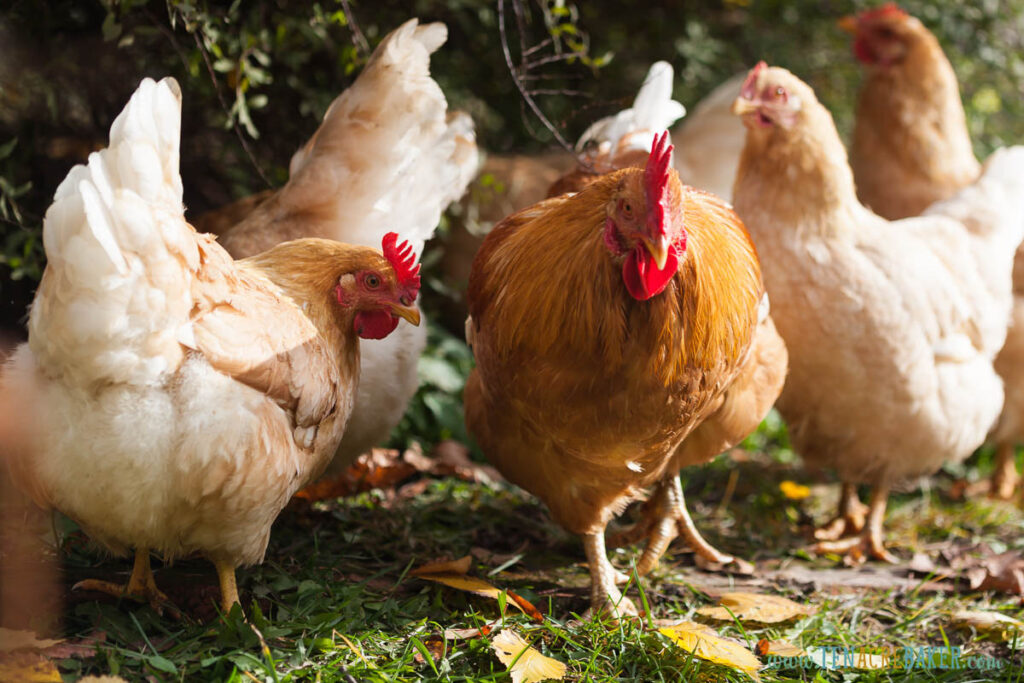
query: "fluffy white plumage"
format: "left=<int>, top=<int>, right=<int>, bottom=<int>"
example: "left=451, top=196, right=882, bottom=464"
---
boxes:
left=576, top=61, right=685, bottom=158
left=217, top=19, right=478, bottom=476
left=3, top=77, right=354, bottom=590
left=672, top=72, right=747, bottom=200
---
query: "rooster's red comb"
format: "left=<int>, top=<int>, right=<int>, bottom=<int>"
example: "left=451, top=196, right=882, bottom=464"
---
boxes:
left=858, top=3, right=908, bottom=23
left=644, top=131, right=674, bottom=238
left=382, top=232, right=421, bottom=295
left=740, top=61, right=768, bottom=100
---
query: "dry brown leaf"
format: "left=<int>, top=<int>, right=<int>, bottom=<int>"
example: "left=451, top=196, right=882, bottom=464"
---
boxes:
left=0, top=628, right=62, bottom=652
left=0, top=652, right=62, bottom=682
left=491, top=629, right=566, bottom=683
left=295, top=448, right=417, bottom=500
left=659, top=621, right=761, bottom=681
left=697, top=592, right=812, bottom=624
left=951, top=610, right=1024, bottom=641
left=754, top=638, right=805, bottom=658
left=412, top=636, right=446, bottom=664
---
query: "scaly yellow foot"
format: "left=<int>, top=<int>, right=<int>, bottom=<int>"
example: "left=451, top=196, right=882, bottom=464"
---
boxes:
left=813, top=483, right=868, bottom=541
left=73, top=550, right=178, bottom=616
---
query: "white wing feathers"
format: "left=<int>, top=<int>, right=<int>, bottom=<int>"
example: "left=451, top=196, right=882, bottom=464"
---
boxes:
left=671, top=72, right=747, bottom=200
left=279, top=18, right=478, bottom=257
left=576, top=61, right=686, bottom=157
left=29, top=77, right=197, bottom=388
left=920, top=145, right=1024, bottom=357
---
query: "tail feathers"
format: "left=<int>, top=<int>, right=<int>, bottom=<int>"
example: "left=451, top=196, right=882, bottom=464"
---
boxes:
left=29, top=77, right=198, bottom=387
left=277, top=18, right=477, bottom=256
left=671, top=72, right=747, bottom=200
left=576, top=61, right=686, bottom=158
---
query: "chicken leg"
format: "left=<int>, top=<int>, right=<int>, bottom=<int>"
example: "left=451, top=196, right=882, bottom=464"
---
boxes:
left=214, top=559, right=241, bottom=614
left=813, top=483, right=868, bottom=541
left=581, top=531, right=637, bottom=618
left=611, top=474, right=741, bottom=575
left=990, top=442, right=1019, bottom=501
left=73, top=549, right=175, bottom=614
left=814, top=483, right=897, bottom=563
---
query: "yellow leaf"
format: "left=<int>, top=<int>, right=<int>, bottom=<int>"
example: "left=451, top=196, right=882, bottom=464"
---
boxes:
left=951, top=610, right=1024, bottom=641
left=491, top=629, right=566, bottom=683
left=0, top=628, right=63, bottom=652
left=0, top=652, right=62, bottom=682
left=659, top=621, right=761, bottom=681
left=411, top=556, right=473, bottom=576
left=779, top=481, right=810, bottom=500
left=697, top=592, right=812, bottom=624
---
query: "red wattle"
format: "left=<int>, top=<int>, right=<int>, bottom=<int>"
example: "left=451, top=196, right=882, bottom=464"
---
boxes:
left=622, top=243, right=679, bottom=301
left=354, top=310, right=399, bottom=339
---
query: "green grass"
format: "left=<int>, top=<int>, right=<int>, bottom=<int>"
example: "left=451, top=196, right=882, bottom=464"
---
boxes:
left=8, top=421, right=1024, bottom=682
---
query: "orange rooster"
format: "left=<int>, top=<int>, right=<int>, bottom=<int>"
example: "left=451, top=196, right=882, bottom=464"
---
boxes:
left=541, top=62, right=787, bottom=575
left=464, top=133, right=764, bottom=615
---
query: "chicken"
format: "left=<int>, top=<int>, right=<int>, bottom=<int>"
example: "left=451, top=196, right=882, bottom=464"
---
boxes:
left=0, top=77, right=422, bottom=613
left=731, top=62, right=1024, bottom=562
left=843, top=5, right=1024, bottom=500
left=843, top=4, right=980, bottom=221
left=671, top=72, right=747, bottom=201
left=544, top=63, right=787, bottom=574
left=464, top=131, right=764, bottom=615
left=197, top=19, right=477, bottom=477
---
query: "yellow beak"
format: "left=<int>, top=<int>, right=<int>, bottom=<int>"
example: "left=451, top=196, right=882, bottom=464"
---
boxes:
left=390, top=304, right=421, bottom=326
left=641, top=235, right=670, bottom=270
left=838, top=14, right=858, bottom=34
left=731, top=97, right=759, bottom=117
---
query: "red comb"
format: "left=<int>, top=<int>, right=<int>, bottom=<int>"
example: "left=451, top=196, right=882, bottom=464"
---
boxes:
left=858, top=3, right=908, bottom=22
left=740, top=61, right=768, bottom=100
left=644, top=131, right=674, bottom=239
left=381, top=232, right=421, bottom=296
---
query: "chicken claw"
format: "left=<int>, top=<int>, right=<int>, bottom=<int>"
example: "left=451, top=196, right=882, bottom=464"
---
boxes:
left=582, top=532, right=638, bottom=618
left=73, top=550, right=178, bottom=616
left=814, top=484, right=897, bottom=564
left=620, top=474, right=743, bottom=575
left=813, top=483, right=868, bottom=541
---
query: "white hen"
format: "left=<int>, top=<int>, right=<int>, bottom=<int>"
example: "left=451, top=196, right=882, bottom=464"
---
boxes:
left=214, top=19, right=478, bottom=475
left=1, top=77, right=421, bottom=613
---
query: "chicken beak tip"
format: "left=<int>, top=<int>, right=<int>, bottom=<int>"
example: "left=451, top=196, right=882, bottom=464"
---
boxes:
left=393, top=304, right=421, bottom=327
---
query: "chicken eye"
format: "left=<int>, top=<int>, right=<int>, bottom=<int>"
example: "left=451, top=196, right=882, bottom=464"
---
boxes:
left=619, top=199, right=634, bottom=219
left=364, top=273, right=381, bottom=289
left=774, top=87, right=786, bottom=99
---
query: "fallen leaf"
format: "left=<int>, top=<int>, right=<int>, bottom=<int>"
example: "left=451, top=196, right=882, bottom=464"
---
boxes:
left=443, top=624, right=494, bottom=640
left=79, top=677, right=130, bottom=682
left=491, top=629, right=566, bottom=683
left=697, top=592, right=812, bottom=624
left=0, top=629, right=62, bottom=652
left=907, top=553, right=938, bottom=575
left=431, top=440, right=503, bottom=484
left=295, top=448, right=417, bottom=500
left=779, top=481, right=810, bottom=500
left=755, top=638, right=805, bottom=658
left=411, top=556, right=474, bottom=577
left=411, top=635, right=446, bottom=664
left=412, top=558, right=544, bottom=622
left=659, top=621, right=761, bottom=681
left=951, top=610, right=1024, bottom=641
left=0, top=652, right=62, bottom=682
